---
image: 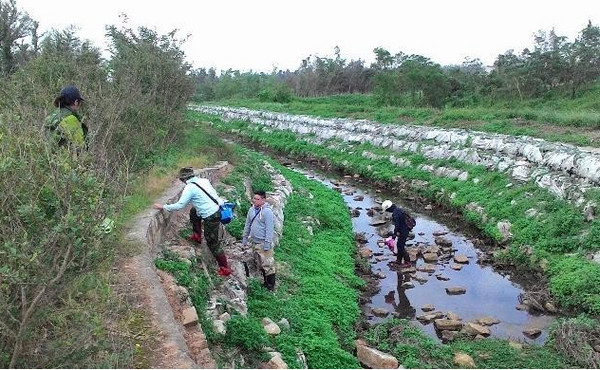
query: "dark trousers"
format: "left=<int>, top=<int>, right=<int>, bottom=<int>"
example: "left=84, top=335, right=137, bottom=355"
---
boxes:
left=189, top=207, right=223, bottom=256
left=396, top=232, right=410, bottom=264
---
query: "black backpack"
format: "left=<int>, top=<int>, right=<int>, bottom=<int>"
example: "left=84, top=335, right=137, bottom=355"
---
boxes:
left=403, top=211, right=416, bottom=230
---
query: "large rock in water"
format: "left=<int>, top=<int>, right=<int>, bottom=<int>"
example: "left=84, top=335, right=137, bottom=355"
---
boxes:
left=434, top=319, right=463, bottom=331
left=355, top=339, right=399, bottom=369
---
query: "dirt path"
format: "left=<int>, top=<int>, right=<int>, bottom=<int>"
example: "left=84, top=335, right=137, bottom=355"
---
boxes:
left=115, top=162, right=230, bottom=368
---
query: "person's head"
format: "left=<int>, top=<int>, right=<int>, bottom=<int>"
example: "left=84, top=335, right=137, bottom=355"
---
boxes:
left=54, top=85, right=85, bottom=110
left=382, top=200, right=393, bottom=212
left=252, top=190, right=267, bottom=208
left=178, top=167, right=195, bottom=182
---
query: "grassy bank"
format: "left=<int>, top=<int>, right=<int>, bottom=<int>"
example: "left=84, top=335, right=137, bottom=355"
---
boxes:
left=200, top=94, right=600, bottom=147
left=181, top=118, right=583, bottom=368
left=156, top=147, right=363, bottom=368
left=191, top=110, right=600, bottom=316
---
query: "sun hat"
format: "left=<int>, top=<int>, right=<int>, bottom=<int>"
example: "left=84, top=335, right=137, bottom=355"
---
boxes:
left=382, top=200, right=393, bottom=211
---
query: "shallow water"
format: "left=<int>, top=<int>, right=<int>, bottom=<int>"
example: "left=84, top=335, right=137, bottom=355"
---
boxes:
left=297, top=168, right=554, bottom=344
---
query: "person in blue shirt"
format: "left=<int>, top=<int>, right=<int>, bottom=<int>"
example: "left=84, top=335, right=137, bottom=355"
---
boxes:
left=153, top=167, right=231, bottom=276
left=242, top=190, right=276, bottom=290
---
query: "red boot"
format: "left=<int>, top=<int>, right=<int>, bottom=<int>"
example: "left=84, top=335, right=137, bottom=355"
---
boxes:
left=189, top=232, right=202, bottom=243
left=216, top=253, right=232, bottom=276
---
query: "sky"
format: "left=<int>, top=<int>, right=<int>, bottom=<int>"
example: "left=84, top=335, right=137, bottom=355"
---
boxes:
left=16, top=0, right=600, bottom=73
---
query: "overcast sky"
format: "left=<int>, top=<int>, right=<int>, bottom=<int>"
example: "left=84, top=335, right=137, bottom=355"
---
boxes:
left=16, top=0, right=600, bottom=73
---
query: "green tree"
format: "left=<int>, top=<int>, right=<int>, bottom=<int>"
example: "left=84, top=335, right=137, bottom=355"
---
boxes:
left=0, top=0, right=38, bottom=75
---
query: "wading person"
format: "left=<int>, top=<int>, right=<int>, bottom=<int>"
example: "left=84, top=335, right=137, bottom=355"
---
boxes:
left=382, top=199, right=412, bottom=268
left=242, top=190, right=276, bottom=290
left=153, top=167, right=232, bottom=276
left=45, top=85, right=88, bottom=151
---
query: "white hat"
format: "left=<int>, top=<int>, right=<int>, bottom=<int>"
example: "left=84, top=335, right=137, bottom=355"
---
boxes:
left=382, top=200, right=393, bottom=211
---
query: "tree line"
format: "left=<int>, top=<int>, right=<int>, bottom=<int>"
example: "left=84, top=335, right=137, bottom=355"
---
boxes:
left=193, top=22, right=600, bottom=108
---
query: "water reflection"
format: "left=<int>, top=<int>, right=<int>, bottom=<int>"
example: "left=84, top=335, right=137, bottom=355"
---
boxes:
left=295, top=167, right=554, bottom=344
left=384, top=270, right=416, bottom=319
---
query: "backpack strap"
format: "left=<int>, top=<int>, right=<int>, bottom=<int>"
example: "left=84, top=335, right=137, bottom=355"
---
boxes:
left=191, top=182, right=220, bottom=206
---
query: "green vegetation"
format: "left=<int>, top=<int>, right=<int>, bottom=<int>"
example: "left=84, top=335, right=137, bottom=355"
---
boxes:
left=363, top=319, right=573, bottom=369
left=201, top=94, right=600, bottom=147
left=155, top=147, right=363, bottom=368
left=191, top=111, right=600, bottom=316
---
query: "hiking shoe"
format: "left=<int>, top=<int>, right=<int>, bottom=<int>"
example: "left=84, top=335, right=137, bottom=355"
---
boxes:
left=217, top=266, right=232, bottom=276
left=400, top=262, right=413, bottom=268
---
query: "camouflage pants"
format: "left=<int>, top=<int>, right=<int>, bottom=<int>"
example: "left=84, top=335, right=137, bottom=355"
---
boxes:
left=190, top=207, right=223, bottom=257
left=249, top=241, right=275, bottom=276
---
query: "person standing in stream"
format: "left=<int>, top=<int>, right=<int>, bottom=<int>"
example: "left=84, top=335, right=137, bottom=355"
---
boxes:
left=382, top=199, right=412, bottom=268
left=153, top=167, right=232, bottom=276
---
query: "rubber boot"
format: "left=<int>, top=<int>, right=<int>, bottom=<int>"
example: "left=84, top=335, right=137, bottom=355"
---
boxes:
left=265, top=274, right=276, bottom=291
left=215, top=253, right=231, bottom=276
left=189, top=231, right=202, bottom=244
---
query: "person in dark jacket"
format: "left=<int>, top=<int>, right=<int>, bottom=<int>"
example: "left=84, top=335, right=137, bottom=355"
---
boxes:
left=382, top=199, right=412, bottom=268
left=45, top=85, right=88, bottom=150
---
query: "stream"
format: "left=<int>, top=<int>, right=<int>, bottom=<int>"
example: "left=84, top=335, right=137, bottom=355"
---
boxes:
left=295, top=167, right=555, bottom=344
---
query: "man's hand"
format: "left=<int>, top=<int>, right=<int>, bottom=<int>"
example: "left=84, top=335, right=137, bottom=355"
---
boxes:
left=152, top=203, right=163, bottom=210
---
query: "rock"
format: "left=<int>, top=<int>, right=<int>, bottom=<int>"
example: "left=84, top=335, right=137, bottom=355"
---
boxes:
left=463, top=322, right=491, bottom=336
left=181, top=306, right=199, bottom=327
left=277, top=318, right=290, bottom=330
left=262, top=318, right=282, bottom=335
left=417, top=263, right=436, bottom=273
left=400, top=266, right=416, bottom=273
left=213, top=319, right=226, bottom=335
left=453, top=255, right=469, bottom=264
left=372, top=307, right=389, bottom=317
left=453, top=352, right=475, bottom=368
left=497, top=221, right=513, bottom=242
left=435, top=274, right=450, bottom=281
left=509, top=341, right=523, bottom=350
left=168, top=245, right=196, bottom=259
left=544, top=302, right=558, bottom=313
left=515, top=304, right=529, bottom=311
left=350, top=209, right=361, bottom=217
left=413, top=274, right=428, bottom=283
left=374, top=271, right=386, bottom=279
left=353, top=195, right=364, bottom=201
left=522, top=327, right=541, bottom=339
left=446, top=311, right=461, bottom=321
left=369, top=218, right=388, bottom=226
left=445, top=286, right=466, bottom=295
left=355, top=339, right=399, bottom=369
left=475, top=316, right=500, bottom=326
left=441, top=330, right=458, bottom=342
left=435, top=236, right=453, bottom=247
left=422, top=252, right=439, bottom=262
left=421, top=303, right=435, bottom=312
left=434, top=319, right=463, bottom=331
left=433, top=230, right=449, bottom=236
left=359, top=247, right=373, bottom=258
left=450, top=264, right=463, bottom=271
left=266, top=352, right=288, bottom=369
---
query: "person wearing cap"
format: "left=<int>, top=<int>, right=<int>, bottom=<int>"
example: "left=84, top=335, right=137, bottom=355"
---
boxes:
left=381, top=200, right=412, bottom=268
left=45, top=85, right=88, bottom=149
left=242, top=190, right=276, bottom=290
left=152, top=167, right=232, bottom=276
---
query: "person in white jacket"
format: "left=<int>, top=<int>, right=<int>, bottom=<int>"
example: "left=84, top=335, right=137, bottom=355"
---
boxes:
left=153, top=167, right=231, bottom=276
left=242, top=190, right=276, bottom=290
